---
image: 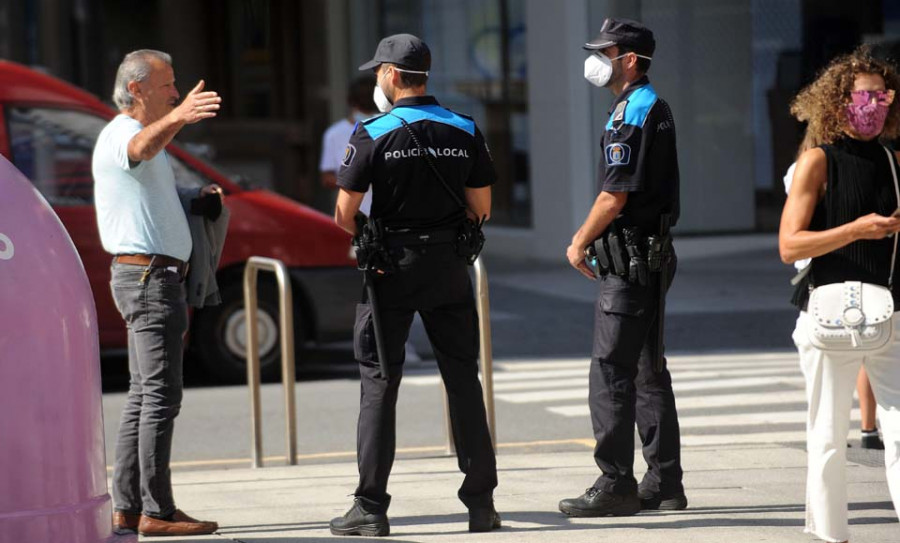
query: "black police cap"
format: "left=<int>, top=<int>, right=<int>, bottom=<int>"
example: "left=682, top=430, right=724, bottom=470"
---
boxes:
left=359, top=34, right=431, bottom=72
left=584, top=17, right=655, bottom=57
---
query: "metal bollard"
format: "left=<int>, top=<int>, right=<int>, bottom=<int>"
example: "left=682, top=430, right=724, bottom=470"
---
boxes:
left=244, top=256, right=297, bottom=468
left=442, top=256, right=496, bottom=454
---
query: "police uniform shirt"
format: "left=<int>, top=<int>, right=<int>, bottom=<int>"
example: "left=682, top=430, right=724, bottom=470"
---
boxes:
left=337, top=96, right=496, bottom=231
left=599, top=75, right=680, bottom=232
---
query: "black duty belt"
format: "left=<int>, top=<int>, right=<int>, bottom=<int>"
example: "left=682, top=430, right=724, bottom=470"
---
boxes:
left=585, top=225, right=672, bottom=286
left=383, top=228, right=457, bottom=249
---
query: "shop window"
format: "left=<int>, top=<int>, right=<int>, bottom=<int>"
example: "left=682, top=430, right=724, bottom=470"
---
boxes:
left=375, top=0, right=531, bottom=226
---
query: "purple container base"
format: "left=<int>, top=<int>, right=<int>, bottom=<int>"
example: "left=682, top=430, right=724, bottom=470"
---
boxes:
left=0, top=155, right=114, bottom=543
left=0, top=495, right=116, bottom=543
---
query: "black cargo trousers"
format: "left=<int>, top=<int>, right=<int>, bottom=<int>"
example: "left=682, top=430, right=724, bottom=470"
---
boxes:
left=353, top=242, right=497, bottom=510
left=589, top=255, right=683, bottom=497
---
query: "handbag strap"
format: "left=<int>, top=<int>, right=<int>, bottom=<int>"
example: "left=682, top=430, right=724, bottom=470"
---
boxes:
left=883, top=145, right=899, bottom=289
left=389, top=111, right=470, bottom=213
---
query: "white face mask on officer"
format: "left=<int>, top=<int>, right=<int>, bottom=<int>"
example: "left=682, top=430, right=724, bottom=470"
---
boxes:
left=372, top=65, right=431, bottom=113
left=583, top=51, right=651, bottom=87
left=373, top=69, right=393, bottom=113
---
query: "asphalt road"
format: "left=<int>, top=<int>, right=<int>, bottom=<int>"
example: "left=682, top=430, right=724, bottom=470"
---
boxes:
left=101, top=234, right=819, bottom=471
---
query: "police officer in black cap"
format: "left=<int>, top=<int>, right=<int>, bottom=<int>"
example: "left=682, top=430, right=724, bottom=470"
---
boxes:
left=558, top=17, right=686, bottom=517
left=329, top=33, right=500, bottom=536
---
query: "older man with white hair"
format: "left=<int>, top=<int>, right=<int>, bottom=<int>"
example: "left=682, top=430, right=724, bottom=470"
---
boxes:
left=92, top=49, right=222, bottom=537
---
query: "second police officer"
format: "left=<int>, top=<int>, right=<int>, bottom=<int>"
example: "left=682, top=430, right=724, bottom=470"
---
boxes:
left=330, top=34, right=501, bottom=537
left=559, top=18, right=687, bottom=517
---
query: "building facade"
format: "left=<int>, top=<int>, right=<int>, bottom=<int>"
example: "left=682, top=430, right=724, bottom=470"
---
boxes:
left=2, top=0, right=899, bottom=260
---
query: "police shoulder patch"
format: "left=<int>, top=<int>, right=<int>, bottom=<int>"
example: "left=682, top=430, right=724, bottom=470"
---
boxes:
left=341, top=143, right=357, bottom=167
left=605, top=142, right=631, bottom=166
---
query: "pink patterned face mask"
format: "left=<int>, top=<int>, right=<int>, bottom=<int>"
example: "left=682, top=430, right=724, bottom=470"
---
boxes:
left=845, top=101, right=889, bottom=139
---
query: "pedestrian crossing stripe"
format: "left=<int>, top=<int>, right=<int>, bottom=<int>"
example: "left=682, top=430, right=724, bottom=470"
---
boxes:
left=490, top=375, right=806, bottom=399
left=403, top=361, right=802, bottom=387
left=547, top=405, right=858, bottom=428
left=398, top=351, right=862, bottom=449
left=681, top=431, right=808, bottom=447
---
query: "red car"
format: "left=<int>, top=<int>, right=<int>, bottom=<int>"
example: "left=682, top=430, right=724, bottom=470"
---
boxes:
left=0, top=61, right=359, bottom=382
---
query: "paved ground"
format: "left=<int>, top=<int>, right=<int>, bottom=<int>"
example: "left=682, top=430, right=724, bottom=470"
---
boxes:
left=135, top=445, right=897, bottom=543
left=96, top=234, right=899, bottom=541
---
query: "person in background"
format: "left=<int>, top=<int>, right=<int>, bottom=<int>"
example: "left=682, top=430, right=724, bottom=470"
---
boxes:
left=319, top=75, right=378, bottom=213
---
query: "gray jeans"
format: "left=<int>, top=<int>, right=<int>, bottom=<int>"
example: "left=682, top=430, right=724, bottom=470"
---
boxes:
left=109, top=262, right=188, bottom=518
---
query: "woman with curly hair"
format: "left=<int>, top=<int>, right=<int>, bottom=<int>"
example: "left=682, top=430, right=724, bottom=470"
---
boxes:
left=780, top=45, right=900, bottom=542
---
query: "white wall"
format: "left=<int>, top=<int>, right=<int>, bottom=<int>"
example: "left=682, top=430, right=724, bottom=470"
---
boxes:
left=486, top=0, right=595, bottom=261
left=486, top=0, right=757, bottom=261
left=642, top=0, right=755, bottom=232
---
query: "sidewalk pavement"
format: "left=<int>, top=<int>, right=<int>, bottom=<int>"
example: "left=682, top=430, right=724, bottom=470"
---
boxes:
left=135, top=234, right=900, bottom=541
left=142, top=443, right=897, bottom=543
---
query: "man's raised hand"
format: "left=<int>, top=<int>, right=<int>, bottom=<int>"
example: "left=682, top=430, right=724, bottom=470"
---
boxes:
left=173, top=80, right=221, bottom=125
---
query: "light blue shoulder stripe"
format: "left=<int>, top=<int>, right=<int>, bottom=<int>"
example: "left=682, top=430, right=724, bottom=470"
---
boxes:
left=363, top=105, right=475, bottom=140
left=605, top=84, right=658, bottom=130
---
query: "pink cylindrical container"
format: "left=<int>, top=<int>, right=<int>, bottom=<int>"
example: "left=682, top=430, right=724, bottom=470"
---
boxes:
left=0, top=156, right=128, bottom=543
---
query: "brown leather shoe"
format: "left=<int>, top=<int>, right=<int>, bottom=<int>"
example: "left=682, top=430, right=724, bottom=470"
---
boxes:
left=112, top=511, right=141, bottom=535
left=138, top=509, right=218, bottom=536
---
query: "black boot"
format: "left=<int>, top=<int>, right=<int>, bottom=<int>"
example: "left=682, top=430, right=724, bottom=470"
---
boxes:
left=861, top=428, right=885, bottom=450
left=559, top=487, right=640, bottom=517
left=637, top=483, right=688, bottom=511
left=329, top=496, right=390, bottom=537
left=468, top=505, right=501, bottom=532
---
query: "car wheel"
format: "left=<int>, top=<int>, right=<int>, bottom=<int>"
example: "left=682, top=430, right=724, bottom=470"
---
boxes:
left=193, top=279, right=303, bottom=383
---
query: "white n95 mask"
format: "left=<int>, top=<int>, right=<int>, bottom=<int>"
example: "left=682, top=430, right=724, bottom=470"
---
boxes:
left=583, top=52, right=652, bottom=87
left=584, top=53, right=617, bottom=87
left=373, top=84, right=392, bottom=113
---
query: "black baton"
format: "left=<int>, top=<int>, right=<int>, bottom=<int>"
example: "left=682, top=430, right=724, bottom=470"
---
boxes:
left=654, top=214, right=671, bottom=373
left=363, top=271, right=391, bottom=381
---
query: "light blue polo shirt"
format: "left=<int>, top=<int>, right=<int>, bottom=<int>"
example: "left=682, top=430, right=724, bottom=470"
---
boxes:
left=92, top=114, right=191, bottom=262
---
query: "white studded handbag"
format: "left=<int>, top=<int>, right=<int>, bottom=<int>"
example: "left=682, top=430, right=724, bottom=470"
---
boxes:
left=806, top=146, right=899, bottom=354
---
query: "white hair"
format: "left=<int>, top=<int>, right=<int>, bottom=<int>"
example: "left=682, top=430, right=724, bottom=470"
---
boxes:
left=112, top=49, right=172, bottom=110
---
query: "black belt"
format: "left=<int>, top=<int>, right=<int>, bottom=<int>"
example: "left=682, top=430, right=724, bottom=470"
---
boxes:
left=384, top=229, right=457, bottom=249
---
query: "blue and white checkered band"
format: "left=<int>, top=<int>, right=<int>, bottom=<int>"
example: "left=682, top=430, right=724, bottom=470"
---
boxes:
left=605, top=142, right=631, bottom=166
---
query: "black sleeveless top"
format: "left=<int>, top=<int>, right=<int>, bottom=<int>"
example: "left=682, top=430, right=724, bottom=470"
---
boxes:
left=793, top=138, right=900, bottom=309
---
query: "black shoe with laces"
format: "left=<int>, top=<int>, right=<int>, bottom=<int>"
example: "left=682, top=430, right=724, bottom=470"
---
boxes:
left=468, top=505, right=501, bottom=532
left=861, top=429, right=885, bottom=450
left=558, top=487, right=641, bottom=517
left=329, top=497, right=390, bottom=537
left=637, top=484, right=688, bottom=511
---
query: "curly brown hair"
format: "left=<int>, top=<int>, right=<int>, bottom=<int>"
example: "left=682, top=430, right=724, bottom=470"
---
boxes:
left=791, top=45, right=900, bottom=145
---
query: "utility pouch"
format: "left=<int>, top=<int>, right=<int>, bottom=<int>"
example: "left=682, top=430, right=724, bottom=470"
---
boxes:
left=606, top=230, right=629, bottom=278
left=622, top=227, right=649, bottom=286
left=456, top=216, right=486, bottom=265
left=646, top=234, right=672, bottom=273
left=593, top=237, right=611, bottom=273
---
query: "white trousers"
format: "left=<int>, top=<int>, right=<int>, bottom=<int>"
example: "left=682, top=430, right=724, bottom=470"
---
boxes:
left=793, top=312, right=900, bottom=542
